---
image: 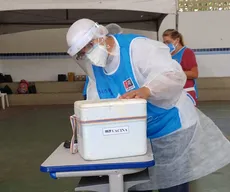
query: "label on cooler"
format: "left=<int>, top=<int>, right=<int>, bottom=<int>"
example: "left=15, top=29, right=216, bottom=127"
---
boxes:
left=103, top=126, right=129, bottom=136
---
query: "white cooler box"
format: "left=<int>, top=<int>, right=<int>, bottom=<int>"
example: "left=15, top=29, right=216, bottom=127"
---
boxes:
left=74, top=99, right=147, bottom=161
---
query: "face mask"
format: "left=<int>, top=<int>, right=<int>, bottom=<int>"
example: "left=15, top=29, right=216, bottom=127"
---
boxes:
left=168, top=41, right=178, bottom=53
left=73, top=42, right=108, bottom=80
left=86, top=43, right=108, bottom=67
left=167, top=43, right=176, bottom=53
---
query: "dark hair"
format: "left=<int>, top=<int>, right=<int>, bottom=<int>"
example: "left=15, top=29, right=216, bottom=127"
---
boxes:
left=163, top=29, right=185, bottom=46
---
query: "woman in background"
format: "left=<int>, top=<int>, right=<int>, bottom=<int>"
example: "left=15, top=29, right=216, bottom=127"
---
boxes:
left=82, top=23, right=122, bottom=100
left=163, top=29, right=199, bottom=106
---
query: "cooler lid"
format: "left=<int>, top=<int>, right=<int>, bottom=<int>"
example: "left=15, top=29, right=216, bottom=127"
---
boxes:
left=74, top=99, right=146, bottom=109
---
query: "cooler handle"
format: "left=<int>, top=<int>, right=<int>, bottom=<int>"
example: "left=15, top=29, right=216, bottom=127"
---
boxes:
left=70, top=115, right=78, bottom=154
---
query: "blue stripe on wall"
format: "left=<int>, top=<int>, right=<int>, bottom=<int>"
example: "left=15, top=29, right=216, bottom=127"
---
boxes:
left=195, top=51, right=230, bottom=55
left=0, top=48, right=230, bottom=59
left=0, top=52, right=70, bottom=60
left=193, top=48, right=230, bottom=55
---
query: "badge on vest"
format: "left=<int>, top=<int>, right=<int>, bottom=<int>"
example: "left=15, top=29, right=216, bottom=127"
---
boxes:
left=123, top=78, right=135, bottom=92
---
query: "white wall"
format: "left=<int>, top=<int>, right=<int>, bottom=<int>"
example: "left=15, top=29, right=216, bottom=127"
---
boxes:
left=158, top=14, right=176, bottom=41
left=0, top=28, right=68, bottom=53
left=0, top=0, right=176, bottom=14
left=178, top=11, right=230, bottom=77
left=1, top=59, right=84, bottom=82
left=0, top=22, right=157, bottom=81
left=195, top=55, right=230, bottom=77
left=0, top=22, right=157, bottom=53
left=178, top=11, right=230, bottom=49
left=1, top=11, right=230, bottom=81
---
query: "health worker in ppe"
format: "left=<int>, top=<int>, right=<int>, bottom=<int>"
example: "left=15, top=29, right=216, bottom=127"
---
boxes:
left=66, top=18, right=230, bottom=192
left=163, top=29, right=199, bottom=106
left=82, top=23, right=123, bottom=99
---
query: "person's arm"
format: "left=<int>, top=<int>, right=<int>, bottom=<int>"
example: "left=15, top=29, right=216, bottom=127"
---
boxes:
left=121, top=39, right=186, bottom=109
left=142, top=54, right=186, bottom=109
left=182, top=49, right=198, bottom=79
left=184, top=67, right=198, bottom=79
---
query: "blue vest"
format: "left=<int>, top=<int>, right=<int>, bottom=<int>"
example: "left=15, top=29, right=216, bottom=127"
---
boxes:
left=90, top=34, right=181, bottom=139
left=172, top=47, right=198, bottom=98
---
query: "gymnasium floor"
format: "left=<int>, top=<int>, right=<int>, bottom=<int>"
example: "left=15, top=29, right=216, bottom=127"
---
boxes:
left=0, top=102, right=230, bottom=192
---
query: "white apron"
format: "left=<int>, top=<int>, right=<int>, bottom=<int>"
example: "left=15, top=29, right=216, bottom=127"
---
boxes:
left=130, top=106, right=230, bottom=191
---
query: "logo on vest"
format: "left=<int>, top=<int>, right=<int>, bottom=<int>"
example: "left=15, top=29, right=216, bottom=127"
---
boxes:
left=103, top=126, right=129, bottom=136
left=123, top=78, right=135, bottom=92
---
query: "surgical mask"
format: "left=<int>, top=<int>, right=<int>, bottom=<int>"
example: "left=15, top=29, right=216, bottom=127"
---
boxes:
left=86, top=43, right=108, bottom=67
left=167, top=41, right=179, bottom=54
left=72, top=40, right=109, bottom=80
left=167, top=43, right=176, bottom=53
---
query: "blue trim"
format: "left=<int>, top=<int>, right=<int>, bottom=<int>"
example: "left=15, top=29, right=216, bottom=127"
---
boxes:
left=193, top=48, right=230, bottom=52
left=40, top=160, right=155, bottom=173
left=0, top=52, right=69, bottom=59
left=186, top=93, right=196, bottom=105
left=195, top=51, right=230, bottom=55
left=194, top=48, right=230, bottom=55
left=0, top=47, right=230, bottom=59
left=50, top=172, right=57, bottom=179
left=0, top=52, right=67, bottom=56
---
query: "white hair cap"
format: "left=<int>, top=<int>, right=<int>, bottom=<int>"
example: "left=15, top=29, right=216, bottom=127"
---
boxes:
left=66, top=18, right=108, bottom=57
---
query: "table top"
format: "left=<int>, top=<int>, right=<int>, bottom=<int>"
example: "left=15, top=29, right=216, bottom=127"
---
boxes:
left=40, top=141, right=154, bottom=173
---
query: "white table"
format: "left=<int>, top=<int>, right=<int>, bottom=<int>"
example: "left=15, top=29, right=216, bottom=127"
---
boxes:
left=40, top=142, right=154, bottom=192
left=0, top=93, right=9, bottom=110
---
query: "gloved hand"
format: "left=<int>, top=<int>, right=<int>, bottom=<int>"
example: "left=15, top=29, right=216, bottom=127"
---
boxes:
left=119, top=87, right=150, bottom=99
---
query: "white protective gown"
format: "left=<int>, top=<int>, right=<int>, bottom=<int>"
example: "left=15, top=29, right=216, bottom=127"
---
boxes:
left=85, top=37, right=230, bottom=190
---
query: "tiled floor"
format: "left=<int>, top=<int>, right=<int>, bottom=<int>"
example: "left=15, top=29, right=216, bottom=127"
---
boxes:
left=0, top=102, right=229, bottom=192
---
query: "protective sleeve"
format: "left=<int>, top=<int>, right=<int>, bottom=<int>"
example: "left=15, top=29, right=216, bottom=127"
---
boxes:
left=131, top=38, right=187, bottom=109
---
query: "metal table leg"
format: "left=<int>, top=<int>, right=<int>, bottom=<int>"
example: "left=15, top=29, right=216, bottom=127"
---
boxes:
left=56, top=168, right=145, bottom=192
left=5, top=94, right=9, bottom=107
left=109, top=173, right=124, bottom=192
left=1, top=95, right=5, bottom=109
